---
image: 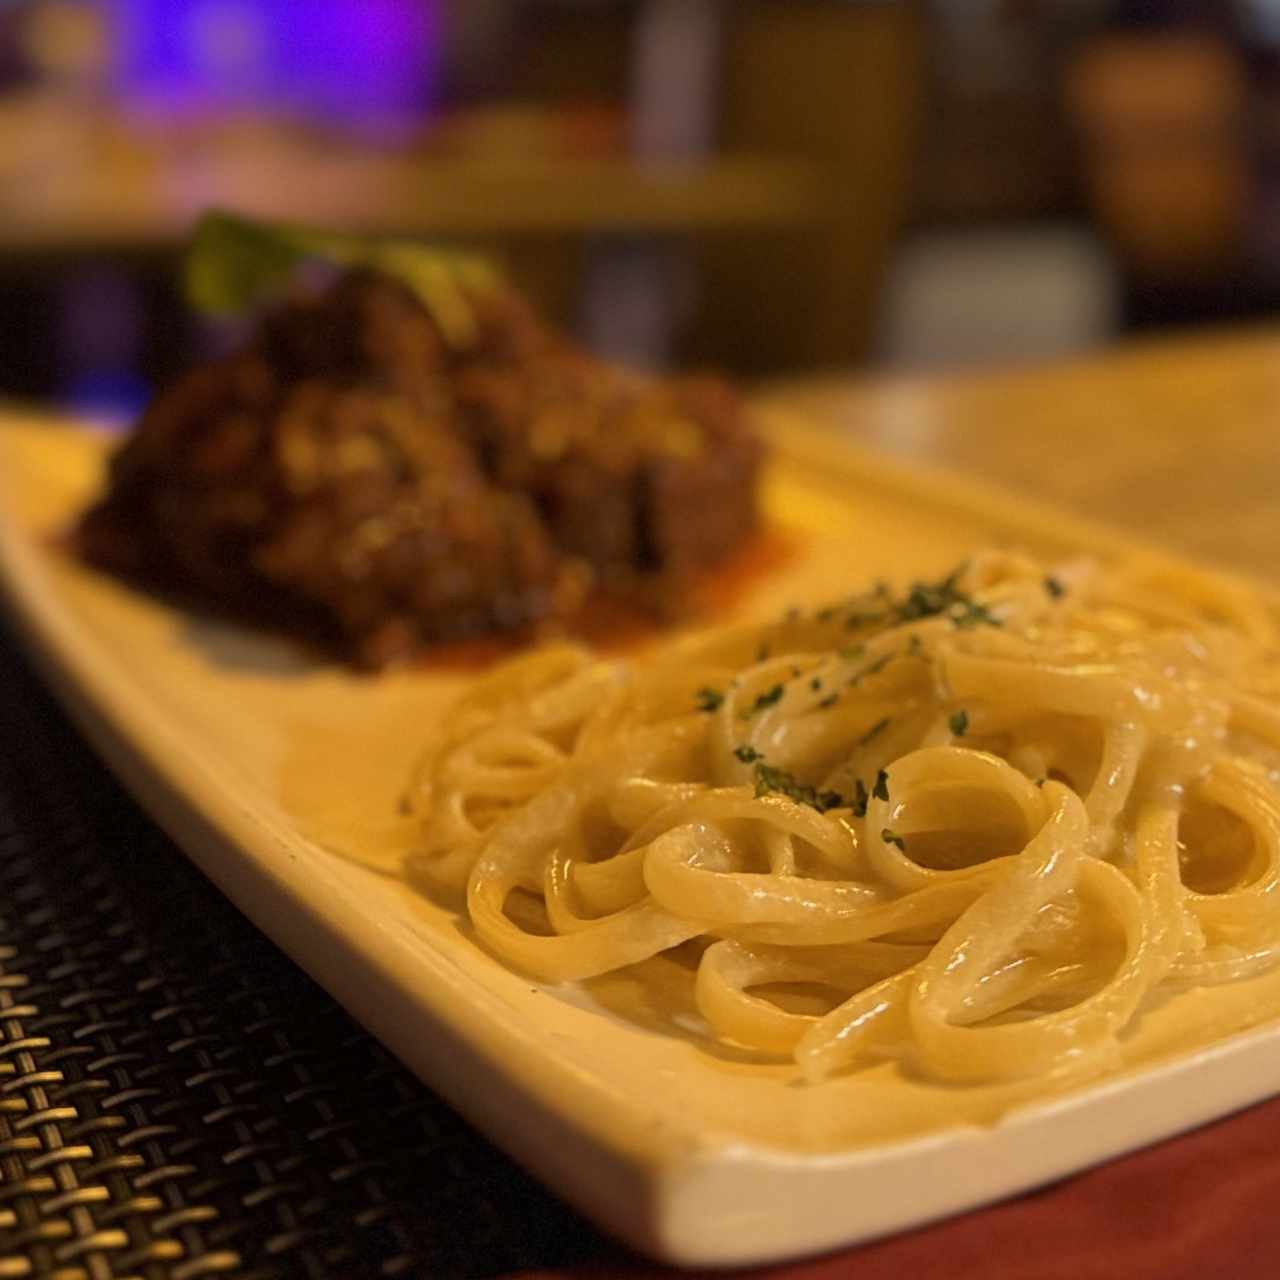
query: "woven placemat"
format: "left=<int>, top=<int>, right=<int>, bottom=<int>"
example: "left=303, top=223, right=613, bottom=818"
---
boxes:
left=0, top=630, right=619, bottom=1279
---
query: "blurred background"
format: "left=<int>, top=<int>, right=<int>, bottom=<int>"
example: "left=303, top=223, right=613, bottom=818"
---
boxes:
left=0, top=0, right=1276, bottom=416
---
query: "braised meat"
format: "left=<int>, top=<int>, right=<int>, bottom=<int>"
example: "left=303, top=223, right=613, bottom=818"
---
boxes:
left=453, top=357, right=761, bottom=584
left=78, top=268, right=763, bottom=667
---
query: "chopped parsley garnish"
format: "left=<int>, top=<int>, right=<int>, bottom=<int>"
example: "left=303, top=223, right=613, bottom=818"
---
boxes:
left=1044, top=576, right=1066, bottom=599
left=896, top=580, right=951, bottom=623
left=950, top=599, right=1000, bottom=629
left=743, top=683, right=784, bottom=716
left=817, top=693, right=839, bottom=710
left=889, top=565, right=1001, bottom=632
left=881, top=828, right=906, bottom=851
left=810, top=677, right=823, bottom=692
left=859, top=717, right=889, bottom=746
left=750, top=759, right=844, bottom=812
left=820, top=563, right=1001, bottom=649
left=695, top=687, right=724, bottom=713
left=949, top=709, right=969, bottom=737
left=852, top=779, right=870, bottom=817
left=733, top=744, right=762, bottom=764
left=872, top=769, right=890, bottom=802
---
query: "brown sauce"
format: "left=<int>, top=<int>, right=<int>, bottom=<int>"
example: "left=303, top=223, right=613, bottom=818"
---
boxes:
left=418, top=523, right=800, bottom=673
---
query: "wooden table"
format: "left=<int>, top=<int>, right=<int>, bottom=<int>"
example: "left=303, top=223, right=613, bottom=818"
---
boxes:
left=760, top=327, right=1280, bottom=584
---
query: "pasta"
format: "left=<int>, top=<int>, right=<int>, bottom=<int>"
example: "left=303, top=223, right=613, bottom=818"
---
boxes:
left=403, top=550, right=1280, bottom=1088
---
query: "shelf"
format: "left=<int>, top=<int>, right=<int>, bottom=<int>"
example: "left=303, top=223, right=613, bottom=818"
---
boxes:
left=397, top=155, right=830, bottom=234
left=0, top=152, right=831, bottom=253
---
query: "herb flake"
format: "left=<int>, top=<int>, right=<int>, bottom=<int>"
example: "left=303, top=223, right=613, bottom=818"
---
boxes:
left=881, top=827, right=906, bottom=851
left=743, top=683, right=784, bottom=717
left=695, top=687, right=724, bottom=713
left=752, top=761, right=844, bottom=813
left=852, top=779, right=870, bottom=817
left=949, top=709, right=969, bottom=737
left=893, top=564, right=1001, bottom=632
left=950, top=600, right=999, bottom=629
left=811, top=564, right=1002, bottom=682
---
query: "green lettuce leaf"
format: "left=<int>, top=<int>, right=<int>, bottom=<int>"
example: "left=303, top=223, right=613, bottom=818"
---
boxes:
left=183, top=210, right=501, bottom=348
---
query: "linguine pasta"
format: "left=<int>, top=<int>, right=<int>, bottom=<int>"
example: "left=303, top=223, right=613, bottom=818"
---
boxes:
left=404, top=551, right=1280, bottom=1087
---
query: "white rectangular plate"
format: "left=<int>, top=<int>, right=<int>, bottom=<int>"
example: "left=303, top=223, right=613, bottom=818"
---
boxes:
left=5, top=411, right=1280, bottom=1268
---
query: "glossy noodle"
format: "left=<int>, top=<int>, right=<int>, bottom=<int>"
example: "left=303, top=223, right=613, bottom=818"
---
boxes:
left=404, top=551, right=1280, bottom=1087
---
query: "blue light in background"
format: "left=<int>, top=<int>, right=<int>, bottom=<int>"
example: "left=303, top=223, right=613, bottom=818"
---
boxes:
left=106, top=0, right=439, bottom=126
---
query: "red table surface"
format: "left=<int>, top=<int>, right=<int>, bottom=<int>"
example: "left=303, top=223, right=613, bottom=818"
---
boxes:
left=514, top=1090, right=1280, bottom=1279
